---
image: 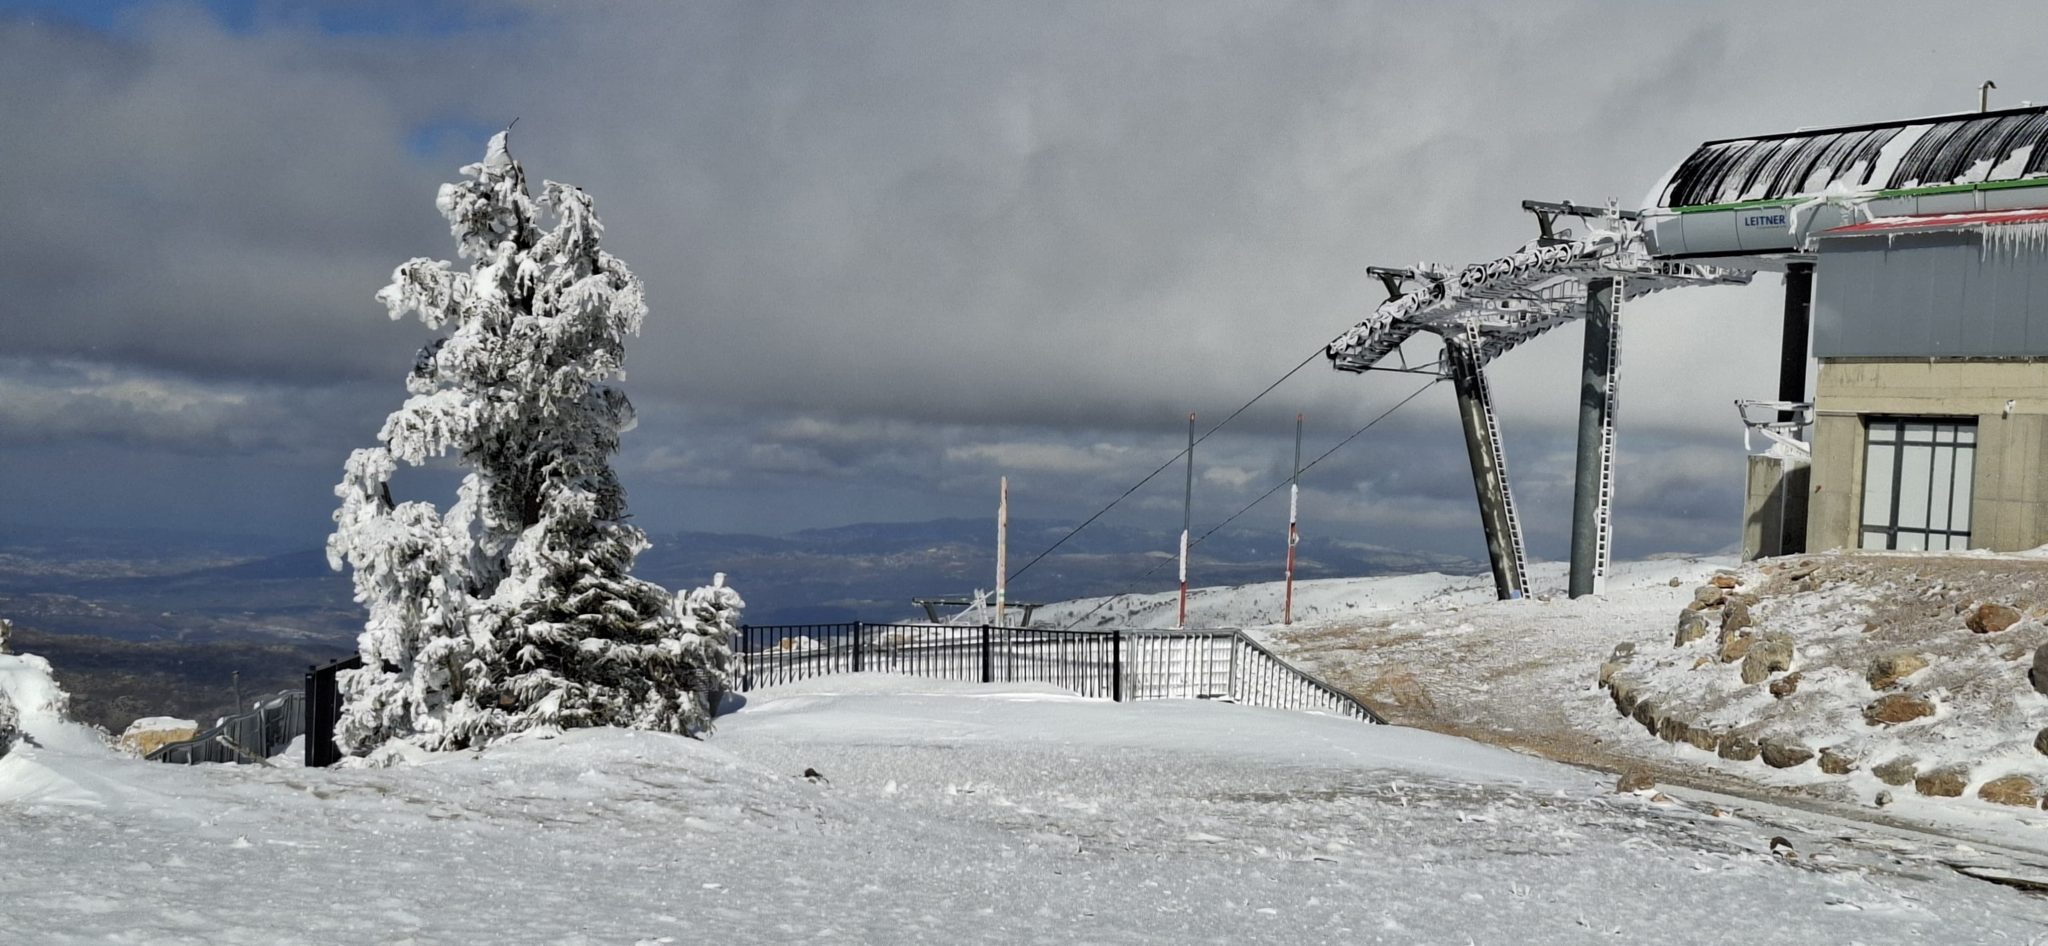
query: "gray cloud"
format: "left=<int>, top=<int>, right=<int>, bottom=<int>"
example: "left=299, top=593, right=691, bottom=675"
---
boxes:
left=6, top=1, right=2046, bottom=560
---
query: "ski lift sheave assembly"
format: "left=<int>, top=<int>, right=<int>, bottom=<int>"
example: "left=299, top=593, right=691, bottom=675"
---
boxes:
left=1326, top=200, right=1754, bottom=601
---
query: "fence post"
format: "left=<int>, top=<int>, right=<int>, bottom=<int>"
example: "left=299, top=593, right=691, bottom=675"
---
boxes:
left=980, top=625, right=993, bottom=683
left=1112, top=630, right=1123, bottom=702
left=852, top=622, right=865, bottom=673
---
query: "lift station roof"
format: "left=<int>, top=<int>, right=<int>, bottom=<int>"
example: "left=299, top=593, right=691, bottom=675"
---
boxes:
left=1641, top=105, right=2048, bottom=261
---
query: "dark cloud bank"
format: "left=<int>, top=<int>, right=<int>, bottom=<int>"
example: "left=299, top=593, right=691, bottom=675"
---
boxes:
left=4, top=1, right=2044, bottom=576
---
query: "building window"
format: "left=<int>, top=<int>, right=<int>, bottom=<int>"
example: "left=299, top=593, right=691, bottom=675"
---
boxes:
left=1860, top=417, right=1975, bottom=551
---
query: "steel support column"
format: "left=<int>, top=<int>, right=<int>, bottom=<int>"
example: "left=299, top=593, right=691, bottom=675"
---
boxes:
left=1445, top=331, right=1528, bottom=601
left=1569, top=277, right=1619, bottom=599
left=1779, top=263, right=1814, bottom=421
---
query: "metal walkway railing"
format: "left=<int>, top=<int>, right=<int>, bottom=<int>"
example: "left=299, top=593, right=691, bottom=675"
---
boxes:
left=734, top=623, right=1384, bottom=724
left=145, top=690, right=306, bottom=765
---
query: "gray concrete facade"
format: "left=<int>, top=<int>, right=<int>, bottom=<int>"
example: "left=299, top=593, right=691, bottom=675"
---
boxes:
left=1805, top=359, right=2048, bottom=552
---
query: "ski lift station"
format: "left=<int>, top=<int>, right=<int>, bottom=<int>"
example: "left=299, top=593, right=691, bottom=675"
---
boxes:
left=1325, top=104, right=2048, bottom=601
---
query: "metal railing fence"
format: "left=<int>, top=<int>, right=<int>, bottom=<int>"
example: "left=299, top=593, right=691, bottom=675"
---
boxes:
left=145, top=690, right=307, bottom=765
left=152, top=622, right=1379, bottom=769
left=733, top=622, right=1383, bottom=724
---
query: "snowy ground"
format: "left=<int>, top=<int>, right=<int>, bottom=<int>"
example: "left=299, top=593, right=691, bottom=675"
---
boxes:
left=6, top=661, right=2048, bottom=944
left=1039, top=554, right=2048, bottom=864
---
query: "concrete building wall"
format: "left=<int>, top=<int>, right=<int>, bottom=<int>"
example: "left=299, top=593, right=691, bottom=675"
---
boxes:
left=1806, top=359, right=2048, bottom=552
left=1743, top=454, right=1809, bottom=561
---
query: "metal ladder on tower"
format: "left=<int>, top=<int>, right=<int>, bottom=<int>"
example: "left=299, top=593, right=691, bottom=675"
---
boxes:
left=1589, top=277, right=1623, bottom=594
left=1455, top=323, right=1530, bottom=594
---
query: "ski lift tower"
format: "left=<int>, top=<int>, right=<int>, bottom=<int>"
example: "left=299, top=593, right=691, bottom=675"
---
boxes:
left=1326, top=202, right=1750, bottom=600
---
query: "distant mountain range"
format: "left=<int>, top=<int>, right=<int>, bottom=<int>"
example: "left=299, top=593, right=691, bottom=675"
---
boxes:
left=0, top=517, right=1477, bottom=731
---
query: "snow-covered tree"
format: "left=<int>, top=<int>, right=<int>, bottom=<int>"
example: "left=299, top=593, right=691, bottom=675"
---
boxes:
left=328, top=131, right=733, bottom=754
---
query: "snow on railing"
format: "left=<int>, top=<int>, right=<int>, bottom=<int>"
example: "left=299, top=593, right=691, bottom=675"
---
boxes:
left=732, top=623, right=1384, bottom=724
left=146, top=690, right=305, bottom=765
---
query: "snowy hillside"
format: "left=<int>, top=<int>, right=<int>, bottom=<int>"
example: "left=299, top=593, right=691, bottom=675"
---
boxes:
left=1047, top=553, right=2048, bottom=861
left=4, top=667, right=2047, bottom=943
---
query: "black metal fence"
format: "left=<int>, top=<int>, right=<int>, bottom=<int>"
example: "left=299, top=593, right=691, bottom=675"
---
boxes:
left=153, top=622, right=1378, bottom=769
left=733, top=622, right=1383, bottom=724
left=145, top=690, right=308, bottom=765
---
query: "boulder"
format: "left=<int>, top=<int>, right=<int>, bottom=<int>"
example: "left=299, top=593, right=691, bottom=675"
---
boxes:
left=1609, top=642, right=1637, bottom=661
left=1913, top=766, right=1969, bottom=798
left=1720, top=600, right=1755, bottom=635
left=1872, top=757, right=1918, bottom=786
left=1768, top=671, right=1803, bottom=699
left=1691, top=586, right=1727, bottom=610
left=1719, top=630, right=1754, bottom=663
left=1673, top=610, right=1710, bottom=647
left=1684, top=727, right=1721, bottom=753
left=1866, top=652, right=1928, bottom=691
left=116, top=717, right=200, bottom=758
left=1760, top=737, right=1815, bottom=769
left=1616, top=770, right=1656, bottom=793
left=2031, top=644, right=2048, bottom=696
left=1710, top=574, right=1740, bottom=589
left=1817, top=746, right=1858, bottom=775
left=1978, top=775, right=2041, bottom=808
left=1874, top=789, right=1894, bottom=808
left=1863, top=693, right=1936, bottom=726
left=1609, top=678, right=1639, bottom=716
left=1632, top=698, right=1659, bottom=734
left=1740, top=632, right=1794, bottom=685
left=1598, top=660, right=1627, bottom=687
left=1966, top=603, right=2023, bottom=634
left=1717, top=734, right=1760, bottom=762
left=2036, top=727, right=2048, bottom=757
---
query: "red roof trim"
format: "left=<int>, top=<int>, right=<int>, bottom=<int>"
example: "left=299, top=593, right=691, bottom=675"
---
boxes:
left=1822, top=208, right=2048, bottom=236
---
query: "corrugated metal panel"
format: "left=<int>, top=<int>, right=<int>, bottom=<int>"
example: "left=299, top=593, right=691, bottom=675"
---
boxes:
left=1654, top=106, right=2048, bottom=210
left=1813, top=230, right=2048, bottom=357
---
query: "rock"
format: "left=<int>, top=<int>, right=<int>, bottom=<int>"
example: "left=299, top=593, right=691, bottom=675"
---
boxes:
left=1967, top=603, right=2023, bottom=634
left=1690, top=656, right=1712, bottom=671
left=1684, top=727, right=1721, bottom=753
left=1673, top=609, right=1710, bottom=646
left=1768, top=671, right=1803, bottom=699
left=1616, top=770, right=1656, bottom=792
left=1866, top=652, right=1928, bottom=690
left=1872, top=757, right=1918, bottom=786
left=1710, top=574, right=1739, bottom=589
left=1691, top=586, right=1727, bottom=610
left=1818, top=746, right=1858, bottom=775
left=2031, top=645, right=2048, bottom=696
left=1667, top=577, right=1682, bottom=587
left=1863, top=693, right=1936, bottom=726
left=2036, top=728, right=2048, bottom=757
left=1978, top=775, right=2040, bottom=808
left=1362, top=669, right=1436, bottom=715
left=1760, top=737, right=1814, bottom=769
left=1609, top=678, right=1638, bottom=716
left=116, top=717, right=200, bottom=758
left=1657, top=715, right=1686, bottom=744
left=1717, top=734, right=1760, bottom=762
left=1720, top=600, right=1755, bottom=635
left=1598, top=660, right=1627, bottom=686
left=1914, top=766, right=1969, bottom=798
left=1719, top=631, right=1754, bottom=663
left=1609, top=642, right=1637, bottom=661
left=1874, top=789, right=1893, bottom=808
left=1632, top=698, right=1658, bottom=733
left=1740, top=632, right=1794, bottom=685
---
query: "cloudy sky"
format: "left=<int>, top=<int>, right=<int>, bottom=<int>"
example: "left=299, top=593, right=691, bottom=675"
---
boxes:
left=4, top=0, right=2044, bottom=568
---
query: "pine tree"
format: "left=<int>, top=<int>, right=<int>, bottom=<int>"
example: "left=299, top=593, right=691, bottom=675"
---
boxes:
left=328, top=131, right=733, bottom=754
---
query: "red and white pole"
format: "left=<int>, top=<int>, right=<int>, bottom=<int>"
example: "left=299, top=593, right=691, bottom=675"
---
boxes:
left=1178, top=412, right=1194, bottom=630
left=1284, top=413, right=1301, bottom=625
